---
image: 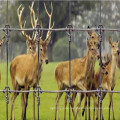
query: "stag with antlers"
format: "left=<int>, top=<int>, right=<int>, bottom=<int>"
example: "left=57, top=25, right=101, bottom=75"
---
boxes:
left=10, top=2, right=54, bottom=120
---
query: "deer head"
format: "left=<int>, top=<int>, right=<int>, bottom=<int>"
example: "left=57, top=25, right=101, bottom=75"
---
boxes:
left=88, top=26, right=99, bottom=48
left=109, top=36, right=120, bottom=56
left=39, top=2, right=54, bottom=64
left=101, top=62, right=108, bottom=75
left=17, top=2, right=54, bottom=64
left=87, top=38, right=98, bottom=60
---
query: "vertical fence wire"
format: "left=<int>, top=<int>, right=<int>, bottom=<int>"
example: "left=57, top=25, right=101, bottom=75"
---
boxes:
left=99, top=0, right=103, bottom=120
left=68, top=28, right=71, bottom=120
left=6, top=0, right=9, bottom=120
left=37, top=1, right=41, bottom=120
left=68, top=2, right=72, bottom=120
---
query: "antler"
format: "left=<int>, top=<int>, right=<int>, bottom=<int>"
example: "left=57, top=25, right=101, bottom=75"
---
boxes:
left=29, top=2, right=38, bottom=41
left=17, top=4, right=32, bottom=41
left=44, top=2, right=54, bottom=45
left=0, top=36, right=5, bottom=47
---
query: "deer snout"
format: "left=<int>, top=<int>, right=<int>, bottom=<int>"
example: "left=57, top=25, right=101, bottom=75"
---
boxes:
left=97, top=55, right=100, bottom=60
left=105, top=71, right=108, bottom=75
left=45, top=59, right=48, bottom=64
left=98, top=44, right=100, bottom=49
left=117, top=50, right=120, bottom=55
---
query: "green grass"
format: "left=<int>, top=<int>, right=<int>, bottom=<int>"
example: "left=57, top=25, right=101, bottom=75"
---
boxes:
left=0, top=61, right=120, bottom=120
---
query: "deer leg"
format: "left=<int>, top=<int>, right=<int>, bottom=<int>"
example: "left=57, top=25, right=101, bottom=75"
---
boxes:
left=81, top=94, right=87, bottom=120
left=93, top=95, right=95, bottom=120
left=21, top=93, right=25, bottom=120
left=23, top=87, right=29, bottom=120
left=92, top=94, right=99, bottom=120
left=108, top=93, right=114, bottom=120
left=82, top=96, right=86, bottom=117
left=84, top=94, right=87, bottom=120
left=101, top=92, right=107, bottom=120
left=71, top=92, right=77, bottom=119
left=10, top=84, right=20, bottom=120
left=88, top=95, right=91, bottom=120
left=75, top=93, right=82, bottom=120
left=64, top=95, right=68, bottom=120
left=111, top=93, right=115, bottom=120
left=55, top=92, right=64, bottom=120
left=108, top=94, right=111, bottom=120
left=95, top=96, right=99, bottom=120
left=33, top=91, right=35, bottom=120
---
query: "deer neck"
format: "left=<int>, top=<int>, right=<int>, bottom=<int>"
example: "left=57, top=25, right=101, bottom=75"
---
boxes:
left=84, top=50, right=96, bottom=86
left=34, top=53, right=43, bottom=68
left=110, top=54, right=118, bottom=84
left=85, top=51, right=96, bottom=78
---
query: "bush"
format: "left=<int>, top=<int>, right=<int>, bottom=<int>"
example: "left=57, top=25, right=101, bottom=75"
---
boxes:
left=53, top=36, right=79, bottom=61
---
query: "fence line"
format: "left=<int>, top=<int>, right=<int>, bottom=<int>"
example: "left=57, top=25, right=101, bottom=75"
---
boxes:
left=1, top=27, right=120, bottom=32
left=1, top=89, right=120, bottom=94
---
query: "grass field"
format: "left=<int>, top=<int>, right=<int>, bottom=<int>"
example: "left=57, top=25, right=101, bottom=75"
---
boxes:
left=0, top=61, right=120, bottom=120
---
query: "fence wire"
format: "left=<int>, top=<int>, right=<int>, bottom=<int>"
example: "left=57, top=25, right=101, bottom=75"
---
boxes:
left=1, top=0, right=120, bottom=120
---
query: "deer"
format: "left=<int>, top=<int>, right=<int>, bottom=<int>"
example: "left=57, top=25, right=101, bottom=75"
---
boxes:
left=102, top=52, right=120, bottom=79
left=63, top=29, right=99, bottom=120
left=54, top=29, right=99, bottom=120
left=81, top=37, right=120, bottom=120
left=83, top=37, right=120, bottom=120
left=0, top=36, right=5, bottom=82
left=17, top=3, right=38, bottom=120
left=99, top=37, right=120, bottom=120
left=81, top=61, right=109, bottom=120
left=10, top=2, right=54, bottom=120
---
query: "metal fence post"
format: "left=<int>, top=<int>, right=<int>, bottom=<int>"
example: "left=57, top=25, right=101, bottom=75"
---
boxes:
left=98, top=24, right=104, bottom=120
left=2, top=0, right=11, bottom=119
left=66, top=24, right=73, bottom=120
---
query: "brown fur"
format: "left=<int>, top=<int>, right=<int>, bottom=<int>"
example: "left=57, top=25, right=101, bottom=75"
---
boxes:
left=91, top=37, right=119, bottom=120
left=82, top=62, right=108, bottom=120
left=11, top=2, right=54, bottom=120
left=10, top=40, right=50, bottom=120
left=55, top=31, right=99, bottom=120
left=63, top=31, right=99, bottom=120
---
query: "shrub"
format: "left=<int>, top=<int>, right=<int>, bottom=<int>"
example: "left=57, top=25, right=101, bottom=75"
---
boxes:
left=53, top=36, right=79, bottom=61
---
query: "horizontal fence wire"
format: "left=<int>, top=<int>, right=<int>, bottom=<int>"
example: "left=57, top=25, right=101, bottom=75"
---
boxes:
left=1, top=27, right=120, bottom=32
left=1, top=89, right=120, bottom=94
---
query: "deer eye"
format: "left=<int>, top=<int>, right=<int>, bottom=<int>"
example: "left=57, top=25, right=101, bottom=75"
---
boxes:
left=112, top=45, right=114, bottom=48
left=92, top=36, right=94, bottom=39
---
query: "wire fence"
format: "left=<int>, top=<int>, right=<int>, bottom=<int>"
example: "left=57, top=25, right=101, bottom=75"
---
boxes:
left=1, top=0, right=120, bottom=120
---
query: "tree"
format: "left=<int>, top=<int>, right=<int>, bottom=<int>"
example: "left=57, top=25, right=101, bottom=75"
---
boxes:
left=0, top=1, right=96, bottom=61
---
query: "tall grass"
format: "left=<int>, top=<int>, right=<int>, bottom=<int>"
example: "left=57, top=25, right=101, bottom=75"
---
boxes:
left=0, top=61, right=120, bottom=120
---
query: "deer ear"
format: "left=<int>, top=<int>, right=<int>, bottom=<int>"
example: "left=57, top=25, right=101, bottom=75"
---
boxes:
left=87, top=26, right=92, bottom=36
left=87, top=38, right=90, bottom=47
left=109, top=36, right=112, bottom=45
left=116, top=39, right=119, bottom=44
